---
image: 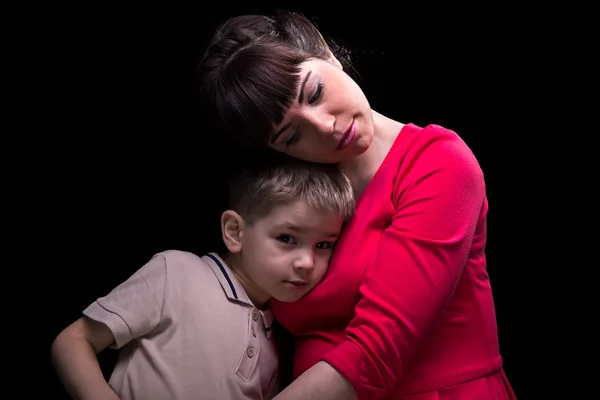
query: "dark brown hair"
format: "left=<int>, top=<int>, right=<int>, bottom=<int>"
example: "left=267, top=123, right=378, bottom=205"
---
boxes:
left=197, top=12, right=352, bottom=148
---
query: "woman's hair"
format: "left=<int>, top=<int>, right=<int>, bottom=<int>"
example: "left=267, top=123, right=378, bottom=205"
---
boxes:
left=197, top=11, right=352, bottom=148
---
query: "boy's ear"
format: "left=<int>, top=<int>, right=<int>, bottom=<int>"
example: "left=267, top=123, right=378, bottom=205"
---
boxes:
left=221, top=210, right=244, bottom=253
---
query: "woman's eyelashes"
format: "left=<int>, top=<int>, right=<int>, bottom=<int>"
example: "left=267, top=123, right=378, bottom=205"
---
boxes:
left=285, top=128, right=300, bottom=147
left=308, top=82, right=324, bottom=104
left=285, top=83, right=324, bottom=147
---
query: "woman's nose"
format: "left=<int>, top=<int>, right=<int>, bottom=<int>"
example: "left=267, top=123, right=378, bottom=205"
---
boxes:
left=304, top=108, right=335, bottom=137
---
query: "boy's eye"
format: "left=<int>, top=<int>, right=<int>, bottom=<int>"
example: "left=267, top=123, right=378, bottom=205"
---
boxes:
left=276, top=235, right=296, bottom=244
left=316, top=241, right=335, bottom=250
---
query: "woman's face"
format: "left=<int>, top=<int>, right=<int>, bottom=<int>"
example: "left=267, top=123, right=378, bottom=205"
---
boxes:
left=269, top=57, right=375, bottom=164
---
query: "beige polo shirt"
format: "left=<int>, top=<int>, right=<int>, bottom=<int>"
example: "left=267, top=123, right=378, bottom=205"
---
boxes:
left=83, top=250, right=279, bottom=400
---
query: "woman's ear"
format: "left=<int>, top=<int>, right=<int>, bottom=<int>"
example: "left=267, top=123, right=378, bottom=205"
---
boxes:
left=327, top=49, right=343, bottom=70
left=221, top=210, right=244, bottom=253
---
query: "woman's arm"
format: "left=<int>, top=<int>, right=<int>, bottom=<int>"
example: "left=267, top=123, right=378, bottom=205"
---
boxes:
left=273, top=361, right=356, bottom=400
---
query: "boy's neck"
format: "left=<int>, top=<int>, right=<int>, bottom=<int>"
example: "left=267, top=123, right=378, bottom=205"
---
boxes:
left=223, top=252, right=270, bottom=310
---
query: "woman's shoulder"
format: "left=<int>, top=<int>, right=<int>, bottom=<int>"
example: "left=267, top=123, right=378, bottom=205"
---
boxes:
left=405, top=122, right=462, bottom=140
left=389, top=122, right=483, bottom=183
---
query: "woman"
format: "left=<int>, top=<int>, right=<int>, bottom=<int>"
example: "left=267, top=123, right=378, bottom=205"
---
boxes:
left=198, top=12, right=517, bottom=400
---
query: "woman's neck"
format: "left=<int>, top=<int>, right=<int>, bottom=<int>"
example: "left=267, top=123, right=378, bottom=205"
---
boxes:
left=341, top=110, right=404, bottom=198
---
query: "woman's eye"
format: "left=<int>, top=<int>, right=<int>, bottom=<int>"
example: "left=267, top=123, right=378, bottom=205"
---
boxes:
left=309, top=82, right=324, bottom=104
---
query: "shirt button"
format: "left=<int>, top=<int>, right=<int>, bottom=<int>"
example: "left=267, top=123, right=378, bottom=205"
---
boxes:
left=247, top=347, right=255, bottom=358
left=252, top=311, right=259, bottom=321
left=252, top=327, right=257, bottom=337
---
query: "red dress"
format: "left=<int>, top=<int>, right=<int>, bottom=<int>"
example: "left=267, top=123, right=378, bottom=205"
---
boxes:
left=271, top=124, right=517, bottom=399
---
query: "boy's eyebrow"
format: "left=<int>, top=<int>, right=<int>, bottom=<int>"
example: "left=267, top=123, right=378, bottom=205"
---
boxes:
left=269, top=71, right=313, bottom=145
left=276, top=223, right=340, bottom=238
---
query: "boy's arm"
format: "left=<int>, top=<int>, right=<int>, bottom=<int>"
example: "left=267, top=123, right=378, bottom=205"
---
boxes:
left=51, top=252, right=168, bottom=399
left=51, top=316, right=120, bottom=400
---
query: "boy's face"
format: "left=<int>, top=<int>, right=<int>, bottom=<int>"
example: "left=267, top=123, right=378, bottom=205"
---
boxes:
left=238, top=199, right=344, bottom=304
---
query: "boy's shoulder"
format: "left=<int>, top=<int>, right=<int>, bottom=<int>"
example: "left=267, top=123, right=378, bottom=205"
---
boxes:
left=160, top=249, right=205, bottom=265
left=151, top=249, right=217, bottom=282
left=147, top=250, right=245, bottom=306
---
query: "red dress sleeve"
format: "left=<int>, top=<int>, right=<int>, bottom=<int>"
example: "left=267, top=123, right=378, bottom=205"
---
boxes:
left=322, top=130, right=487, bottom=399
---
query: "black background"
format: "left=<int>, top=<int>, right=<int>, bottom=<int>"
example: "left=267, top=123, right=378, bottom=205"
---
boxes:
left=45, top=9, right=597, bottom=399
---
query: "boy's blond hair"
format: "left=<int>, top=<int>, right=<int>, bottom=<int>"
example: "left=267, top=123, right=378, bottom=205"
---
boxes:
left=228, top=158, right=355, bottom=224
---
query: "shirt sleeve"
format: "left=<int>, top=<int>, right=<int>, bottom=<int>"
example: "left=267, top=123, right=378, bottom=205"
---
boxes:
left=322, top=131, right=486, bottom=399
left=83, top=252, right=167, bottom=349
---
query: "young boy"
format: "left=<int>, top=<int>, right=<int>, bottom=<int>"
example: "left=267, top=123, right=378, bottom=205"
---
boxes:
left=50, top=158, right=354, bottom=400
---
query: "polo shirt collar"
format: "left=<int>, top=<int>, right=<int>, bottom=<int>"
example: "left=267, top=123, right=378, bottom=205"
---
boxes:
left=203, top=252, right=273, bottom=332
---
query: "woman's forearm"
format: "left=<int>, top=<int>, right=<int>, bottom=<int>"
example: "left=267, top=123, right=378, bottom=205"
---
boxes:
left=273, top=361, right=357, bottom=400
